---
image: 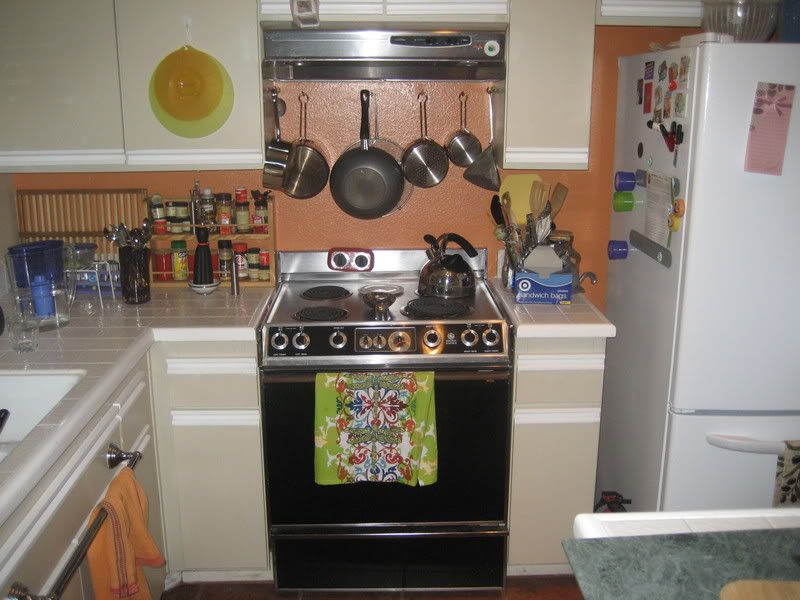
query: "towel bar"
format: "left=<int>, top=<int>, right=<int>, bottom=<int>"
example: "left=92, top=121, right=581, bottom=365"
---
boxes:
left=7, top=443, right=143, bottom=600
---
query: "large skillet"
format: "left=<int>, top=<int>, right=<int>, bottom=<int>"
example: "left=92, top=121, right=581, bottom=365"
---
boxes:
left=330, top=90, right=405, bottom=220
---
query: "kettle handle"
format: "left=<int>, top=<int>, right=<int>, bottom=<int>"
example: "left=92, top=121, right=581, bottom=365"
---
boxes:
left=424, top=234, right=440, bottom=260
left=441, top=233, right=478, bottom=258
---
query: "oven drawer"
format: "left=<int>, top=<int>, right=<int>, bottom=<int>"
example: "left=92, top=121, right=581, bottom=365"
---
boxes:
left=272, top=533, right=506, bottom=590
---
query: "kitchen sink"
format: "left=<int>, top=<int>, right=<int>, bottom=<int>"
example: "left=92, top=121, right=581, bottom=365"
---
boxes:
left=0, top=370, right=85, bottom=461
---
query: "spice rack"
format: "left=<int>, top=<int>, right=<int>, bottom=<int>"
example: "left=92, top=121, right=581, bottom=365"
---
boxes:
left=148, top=198, right=276, bottom=288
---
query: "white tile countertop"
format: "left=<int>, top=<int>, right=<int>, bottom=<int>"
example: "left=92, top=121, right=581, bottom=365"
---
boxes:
left=489, top=280, right=616, bottom=339
left=0, top=286, right=272, bottom=527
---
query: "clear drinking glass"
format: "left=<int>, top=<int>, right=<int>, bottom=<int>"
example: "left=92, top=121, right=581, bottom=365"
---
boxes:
left=9, top=297, right=40, bottom=352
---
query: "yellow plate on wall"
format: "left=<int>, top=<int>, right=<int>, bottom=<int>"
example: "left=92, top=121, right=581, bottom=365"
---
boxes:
left=499, top=174, right=542, bottom=225
left=149, top=45, right=234, bottom=138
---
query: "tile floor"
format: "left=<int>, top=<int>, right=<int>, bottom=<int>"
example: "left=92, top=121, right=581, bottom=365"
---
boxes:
left=161, top=576, right=583, bottom=600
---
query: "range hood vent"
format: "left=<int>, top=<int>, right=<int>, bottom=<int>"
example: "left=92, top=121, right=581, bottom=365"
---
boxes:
left=262, top=26, right=506, bottom=81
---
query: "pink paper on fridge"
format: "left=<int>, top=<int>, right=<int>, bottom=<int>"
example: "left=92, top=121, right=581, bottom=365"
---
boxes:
left=744, top=82, right=795, bottom=176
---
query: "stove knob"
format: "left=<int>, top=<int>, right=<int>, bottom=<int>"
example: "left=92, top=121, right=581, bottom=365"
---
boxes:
left=460, top=328, right=479, bottom=348
left=388, top=331, right=412, bottom=352
left=292, top=331, right=311, bottom=350
left=358, top=334, right=373, bottom=350
left=423, top=329, right=442, bottom=349
left=482, top=328, right=500, bottom=347
left=270, top=331, right=289, bottom=351
left=329, top=331, right=348, bottom=349
left=373, top=334, right=387, bottom=350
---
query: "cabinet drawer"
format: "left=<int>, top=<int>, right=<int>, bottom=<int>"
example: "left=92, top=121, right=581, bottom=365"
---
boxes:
left=166, top=358, right=259, bottom=409
left=4, top=407, right=122, bottom=594
left=515, top=354, right=605, bottom=408
left=509, top=414, right=600, bottom=566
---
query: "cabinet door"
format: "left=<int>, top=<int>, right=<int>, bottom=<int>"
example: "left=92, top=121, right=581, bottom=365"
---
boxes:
left=508, top=414, right=600, bottom=567
left=260, top=0, right=508, bottom=21
left=170, top=411, right=268, bottom=571
left=0, top=0, right=125, bottom=170
left=596, top=0, right=702, bottom=26
left=503, top=0, right=595, bottom=170
left=114, top=0, right=263, bottom=169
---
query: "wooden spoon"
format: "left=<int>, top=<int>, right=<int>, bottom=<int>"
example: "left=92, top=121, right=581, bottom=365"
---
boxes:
left=550, top=183, right=569, bottom=218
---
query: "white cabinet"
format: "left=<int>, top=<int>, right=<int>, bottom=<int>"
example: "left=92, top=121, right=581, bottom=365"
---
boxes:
left=148, top=341, right=269, bottom=581
left=596, top=0, right=702, bottom=26
left=508, top=338, right=606, bottom=573
left=0, top=0, right=126, bottom=170
left=114, top=0, right=264, bottom=169
left=260, top=0, right=508, bottom=21
left=0, top=358, right=166, bottom=600
left=503, top=0, right=595, bottom=170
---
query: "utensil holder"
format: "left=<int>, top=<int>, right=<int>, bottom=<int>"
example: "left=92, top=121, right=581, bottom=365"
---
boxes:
left=119, top=246, right=150, bottom=304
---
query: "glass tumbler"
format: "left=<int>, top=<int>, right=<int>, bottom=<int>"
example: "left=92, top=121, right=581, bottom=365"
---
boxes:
left=119, top=246, right=151, bottom=304
left=10, top=297, right=40, bottom=352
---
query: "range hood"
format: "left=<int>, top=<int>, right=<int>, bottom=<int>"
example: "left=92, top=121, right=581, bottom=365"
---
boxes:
left=262, top=25, right=506, bottom=81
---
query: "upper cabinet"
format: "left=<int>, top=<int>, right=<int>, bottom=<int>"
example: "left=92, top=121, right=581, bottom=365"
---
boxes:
left=596, top=0, right=702, bottom=26
left=0, top=0, right=126, bottom=169
left=502, top=0, right=595, bottom=170
left=0, top=0, right=264, bottom=172
left=115, top=0, right=264, bottom=170
left=260, top=0, right=508, bottom=21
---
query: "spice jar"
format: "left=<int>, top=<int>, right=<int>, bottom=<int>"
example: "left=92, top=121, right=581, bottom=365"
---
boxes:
left=253, top=199, right=268, bottom=233
left=235, top=201, right=251, bottom=233
left=218, top=240, right=233, bottom=281
left=152, top=248, right=173, bottom=281
left=246, top=248, right=261, bottom=280
left=233, top=242, right=248, bottom=280
left=153, top=219, right=167, bottom=235
left=171, top=240, right=189, bottom=281
left=215, top=193, right=233, bottom=235
left=149, top=194, right=165, bottom=220
left=200, top=188, right=216, bottom=228
left=173, top=201, right=191, bottom=232
left=258, top=250, right=270, bottom=281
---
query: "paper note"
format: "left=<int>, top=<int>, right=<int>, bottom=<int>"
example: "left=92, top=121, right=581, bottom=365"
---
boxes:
left=645, top=172, right=673, bottom=247
left=745, top=82, right=795, bottom=176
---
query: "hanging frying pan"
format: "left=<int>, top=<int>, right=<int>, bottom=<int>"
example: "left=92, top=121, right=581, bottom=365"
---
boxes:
left=329, top=90, right=406, bottom=220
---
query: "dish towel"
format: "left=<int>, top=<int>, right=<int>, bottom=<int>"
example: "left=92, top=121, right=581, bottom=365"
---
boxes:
left=314, top=372, right=437, bottom=486
left=87, top=466, right=165, bottom=600
left=773, top=440, right=800, bottom=506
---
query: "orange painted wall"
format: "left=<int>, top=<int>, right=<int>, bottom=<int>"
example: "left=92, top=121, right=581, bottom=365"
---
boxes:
left=14, top=25, right=698, bottom=311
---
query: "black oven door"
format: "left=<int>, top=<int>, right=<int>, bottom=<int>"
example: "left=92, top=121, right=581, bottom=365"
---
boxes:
left=261, top=368, right=511, bottom=529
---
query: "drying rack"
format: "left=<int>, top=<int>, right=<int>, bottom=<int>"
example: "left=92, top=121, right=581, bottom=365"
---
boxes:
left=6, top=444, right=143, bottom=600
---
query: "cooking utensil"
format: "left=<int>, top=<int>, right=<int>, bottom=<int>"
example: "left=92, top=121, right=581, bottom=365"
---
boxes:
left=446, top=92, right=482, bottom=167
left=490, top=194, right=505, bottom=226
left=284, top=92, right=330, bottom=199
left=418, top=233, right=478, bottom=299
left=528, top=180, right=547, bottom=221
left=463, top=88, right=500, bottom=192
left=500, top=174, right=542, bottom=225
left=263, top=88, right=291, bottom=190
left=359, top=284, right=404, bottom=321
left=330, top=90, right=406, bottom=220
left=402, top=92, right=449, bottom=188
left=550, top=182, right=569, bottom=218
left=535, top=201, right=552, bottom=244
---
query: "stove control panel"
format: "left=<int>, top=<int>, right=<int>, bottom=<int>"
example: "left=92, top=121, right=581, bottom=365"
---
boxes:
left=266, top=323, right=505, bottom=357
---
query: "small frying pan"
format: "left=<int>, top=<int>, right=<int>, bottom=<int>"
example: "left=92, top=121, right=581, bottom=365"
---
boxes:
left=330, top=90, right=406, bottom=220
left=402, top=92, right=449, bottom=188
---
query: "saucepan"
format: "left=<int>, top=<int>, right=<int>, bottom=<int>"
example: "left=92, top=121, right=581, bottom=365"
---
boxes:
left=263, top=88, right=291, bottom=190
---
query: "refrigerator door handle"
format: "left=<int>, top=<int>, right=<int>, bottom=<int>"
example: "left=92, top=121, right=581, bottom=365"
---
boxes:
left=706, top=433, right=785, bottom=456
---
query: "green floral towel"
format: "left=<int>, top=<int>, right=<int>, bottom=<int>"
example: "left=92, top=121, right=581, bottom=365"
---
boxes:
left=314, top=372, right=437, bottom=486
left=774, top=441, right=800, bottom=505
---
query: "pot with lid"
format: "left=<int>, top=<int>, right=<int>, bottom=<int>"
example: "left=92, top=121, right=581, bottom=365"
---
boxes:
left=418, top=233, right=478, bottom=299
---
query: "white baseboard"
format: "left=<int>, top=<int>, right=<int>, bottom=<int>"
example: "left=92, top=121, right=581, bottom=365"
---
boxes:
left=507, top=563, right=573, bottom=576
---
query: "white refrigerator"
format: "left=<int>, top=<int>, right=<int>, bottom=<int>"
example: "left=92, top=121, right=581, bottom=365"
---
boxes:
left=597, top=39, right=800, bottom=512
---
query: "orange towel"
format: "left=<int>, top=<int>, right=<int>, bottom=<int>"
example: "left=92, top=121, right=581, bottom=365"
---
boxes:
left=87, top=467, right=165, bottom=600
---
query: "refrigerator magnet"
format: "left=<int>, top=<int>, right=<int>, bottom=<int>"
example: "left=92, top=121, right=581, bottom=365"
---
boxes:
left=644, top=82, right=653, bottom=113
left=644, top=61, right=655, bottom=81
left=675, top=92, right=687, bottom=118
left=679, top=56, right=690, bottom=84
left=637, top=79, right=644, bottom=105
left=658, top=60, right=667, bottom=82
left=663, top=92, right=672, bottom=119
left=668, top=62, right=679, bottom=84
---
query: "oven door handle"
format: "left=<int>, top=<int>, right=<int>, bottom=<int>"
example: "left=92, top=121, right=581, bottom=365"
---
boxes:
left=262, top=370, right=510, bottom=384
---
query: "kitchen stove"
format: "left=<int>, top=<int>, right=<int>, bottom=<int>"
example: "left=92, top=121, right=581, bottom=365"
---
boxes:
left=259, top=249, right=513, bottom=591
left=260, top=249, right=509, bottom=369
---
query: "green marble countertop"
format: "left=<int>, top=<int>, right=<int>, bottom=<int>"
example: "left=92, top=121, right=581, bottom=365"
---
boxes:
left=563, top=528, right=800, bottom=600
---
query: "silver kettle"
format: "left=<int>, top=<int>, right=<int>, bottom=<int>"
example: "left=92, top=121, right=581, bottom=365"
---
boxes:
left=418, top=233, right=479, bottom=299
